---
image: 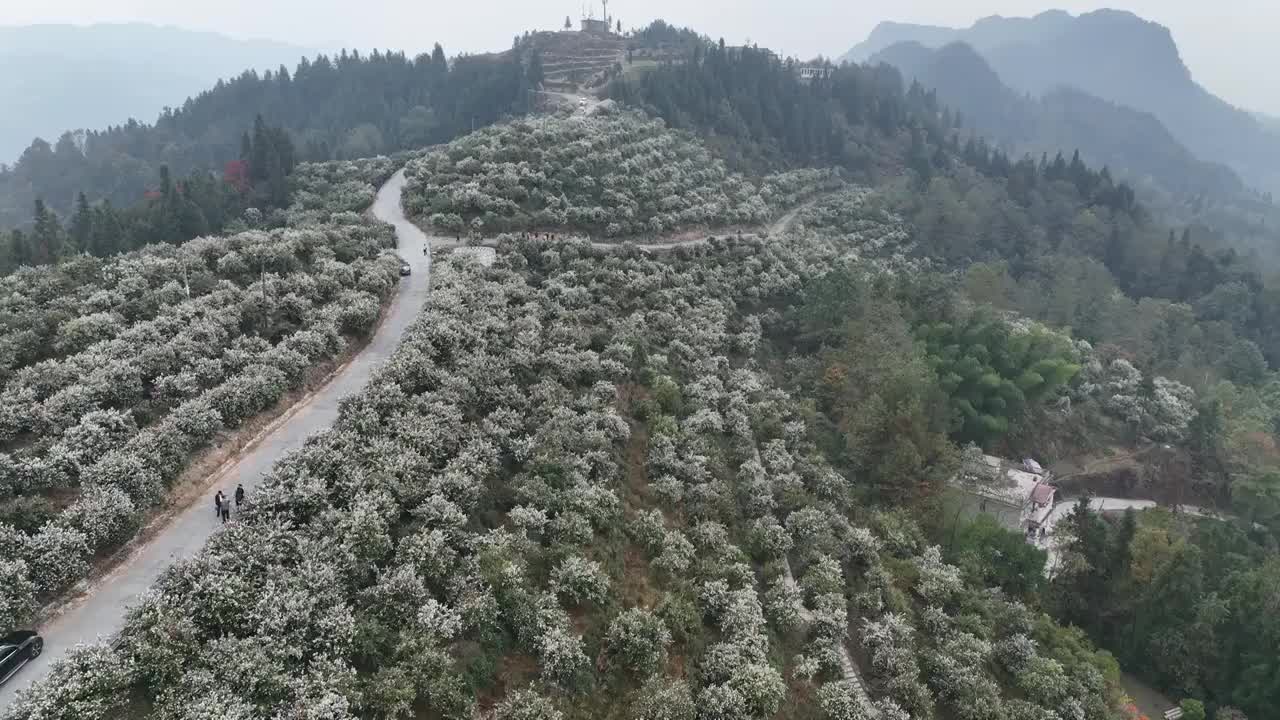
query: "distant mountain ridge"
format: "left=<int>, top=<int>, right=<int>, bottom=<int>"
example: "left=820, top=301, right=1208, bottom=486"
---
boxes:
left=843, top=10, right=1280, bottom=195
left=0, top=23, right=314, bottom=164
left=867, top=40, right=1243, bottom=199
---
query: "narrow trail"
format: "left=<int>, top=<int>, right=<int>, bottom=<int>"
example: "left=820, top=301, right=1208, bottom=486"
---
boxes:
left=595, top=196, right=814, bottom=251
left=782, top=557, right=873, bottom=709
left=0, top=169, right=435, bottom=709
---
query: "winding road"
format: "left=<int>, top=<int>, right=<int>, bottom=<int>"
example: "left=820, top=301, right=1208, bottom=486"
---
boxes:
left=1, top=175, right=815, bottom=707
left=0, top=170, right=433, bottom=709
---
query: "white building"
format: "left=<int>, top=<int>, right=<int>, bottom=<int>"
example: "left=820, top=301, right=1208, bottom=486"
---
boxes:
left=954, top=455, right=1056, bottom=536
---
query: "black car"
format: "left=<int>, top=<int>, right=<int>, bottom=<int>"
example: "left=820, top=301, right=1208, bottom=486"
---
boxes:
left=399, top=262, right=412, bottom=276
left=0, top=631, right=42, bottom=686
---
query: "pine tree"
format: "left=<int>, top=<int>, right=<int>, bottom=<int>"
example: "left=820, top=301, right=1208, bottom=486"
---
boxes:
left=70, top=192, right=93, bottom=253
left=251, top=114, right=271, bottom=183
left=527, top=52, right=545, bottom=91
left=265, top=143, right=289, bottom=208
left=8, top=229, right=31, bottom=268
left=89, top=201, right=123, bottom=257
left=31, top=199, right=64, bottom=264
left=159, top=165, right=175, bottom=202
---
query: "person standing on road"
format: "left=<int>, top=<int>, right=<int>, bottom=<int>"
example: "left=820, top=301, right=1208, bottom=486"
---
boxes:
left=214, top=490, right=224, bottom=518
left=235, top=483, right=245, bottom=509
left=220, top=491, right=231, bottom=523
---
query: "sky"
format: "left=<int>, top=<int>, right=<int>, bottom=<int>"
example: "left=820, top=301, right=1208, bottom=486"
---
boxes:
left=2, top=1, right=1276, bottom=115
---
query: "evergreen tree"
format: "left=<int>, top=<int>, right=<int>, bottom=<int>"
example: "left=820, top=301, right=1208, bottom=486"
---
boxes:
left=31, top=199, right=64, bottom=264
left=8, top=229, right=31, bottom=269
left=250, top=114, right=271, bottom=184
left=89, top=201, right=123, bottom=257
left=265, top=143, right=289, bottom=208
left=0, top=44, right=539, bottom=230
left=70, top=192, right=92, bottom=253
left=1053, top=496, right=1114, bottom=631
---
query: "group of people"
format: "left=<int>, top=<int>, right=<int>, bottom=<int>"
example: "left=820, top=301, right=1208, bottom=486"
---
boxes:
left=213, top=483, right=246, bottom=523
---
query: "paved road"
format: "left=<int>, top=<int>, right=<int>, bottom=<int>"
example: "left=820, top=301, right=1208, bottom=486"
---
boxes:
left=0, top=169, right=432, bottom=709
left=1039, top=497, right=1233, bottom=576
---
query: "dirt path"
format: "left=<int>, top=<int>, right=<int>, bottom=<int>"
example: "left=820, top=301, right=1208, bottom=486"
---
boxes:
left=591, top=197, right=815, bottom=252
left=0, top=169, right=440, bottom=709
left=1121, top=672, right=1175, bottom=718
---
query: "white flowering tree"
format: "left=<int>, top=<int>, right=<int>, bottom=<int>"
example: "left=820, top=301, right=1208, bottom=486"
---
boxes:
left=549, top=556, right=610, bottom=606
left=606, top=607, right=672, bottom=678
left=3, top=218, right=1128, bottom=720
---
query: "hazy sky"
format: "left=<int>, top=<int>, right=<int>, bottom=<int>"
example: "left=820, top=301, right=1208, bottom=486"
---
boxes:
left=2, top=1, right=1276, bottom=115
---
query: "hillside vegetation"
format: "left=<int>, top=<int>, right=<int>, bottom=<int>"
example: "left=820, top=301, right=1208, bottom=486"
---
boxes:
left=0, top=217, right=399, bottom=627
left=0, top=45, right=541, bottom=229
left=0, top=23, right=312, bottom=165
left=402, top=112, right=840, bottom=237
left=843, top=9, right=1280, bottom=196
left=868, top=41, right=1243, bottom=200
left=3, top=16, right=1279, bottom=720
left=6, top=235, right=1126, bottom=720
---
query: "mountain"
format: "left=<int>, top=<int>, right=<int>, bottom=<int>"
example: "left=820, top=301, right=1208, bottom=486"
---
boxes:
left=841, top=20, right=959, bottom=62
left=869, top=41, right=1243, bottom=199
left=0, top=23, right=314, bottom=164
left=843, top=10, right=1280, bottom=195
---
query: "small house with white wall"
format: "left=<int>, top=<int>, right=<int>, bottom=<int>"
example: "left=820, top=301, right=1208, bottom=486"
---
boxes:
left=954, top=455, right=1056, bottom=536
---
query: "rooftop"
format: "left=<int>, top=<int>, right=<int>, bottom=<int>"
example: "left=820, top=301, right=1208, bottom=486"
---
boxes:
left=962, top=454, right=1053, bottom=508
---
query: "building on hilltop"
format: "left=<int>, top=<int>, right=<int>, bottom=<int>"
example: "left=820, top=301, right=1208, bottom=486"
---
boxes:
left=581, top=17, right=610, bottom=34
left=579, top=0, right=614, bottom=34
left=725, top=44, right=781, bottom=62
left=797, top=66, right=835, bottom=82
left=953, top=454, right=1056, bottom=537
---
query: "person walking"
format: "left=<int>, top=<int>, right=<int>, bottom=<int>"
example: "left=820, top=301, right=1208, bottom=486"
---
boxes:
left=235, top=483, right=246, bottom=509
left=220, top=491, right=231, bottom=523
left=214, top=490, right=224, bottom=518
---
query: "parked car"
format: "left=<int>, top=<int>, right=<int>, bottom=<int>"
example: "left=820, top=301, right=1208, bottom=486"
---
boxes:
left=399, top=261, right=412, bottom=276
left=0, top=631, right=43, bottom=686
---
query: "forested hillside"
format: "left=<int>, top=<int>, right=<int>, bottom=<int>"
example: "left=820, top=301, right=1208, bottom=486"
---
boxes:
left=867, top=35, right=1280, bottom=294
left=0, top=210, right=400, bottom=628
left=612, top=34, right=1280, bottom=717
left=868, top=41, right=1243, bottom=200
left=3, top=15, right=1279, bottom=720
left=0, top=44, right=542, bottom=229
left=0, top=23, right=312, bottom=165
left=6, top=235, right=1127, bottom=720
left=0, top=117, right=300, bottom=274
left=841, top=9, right=1280, bottom=196
left=402, top=112, right=840, bottom=237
